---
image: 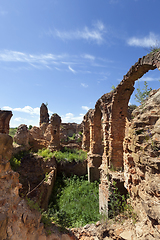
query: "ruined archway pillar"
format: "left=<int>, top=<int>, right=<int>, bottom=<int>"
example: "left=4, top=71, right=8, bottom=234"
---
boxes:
left=48, top=114, right=61, bottom=152
left=87, top=109, right=103, bottom=182
left=82, top=111, right=90, bottom=151
left=0, top=110, right=13, bottom=134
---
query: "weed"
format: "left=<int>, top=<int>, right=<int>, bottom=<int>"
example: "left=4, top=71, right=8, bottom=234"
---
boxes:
left=108, top=181, right=137, bottom=223
left=135, top=129, right=144, bottom=135
left=79, top=131, right=83, bottom=136
left=37, top=148, right=54, bottom=161
left=45, top=172, right=49, bottom=182
left=135, top=80, right=152, bottom=104
left=76, top=137, right=82, bottom=143
left=47, top=174, right=100, bottom=228
left=109, top=164, right=117, bottom=172
left=26, top=197, right=41, bottom=212
left=10, top=151, right=28, bottom=171
left=54, top=147, right=87, bottom=163
left=9, top=127, right=17, bottom=138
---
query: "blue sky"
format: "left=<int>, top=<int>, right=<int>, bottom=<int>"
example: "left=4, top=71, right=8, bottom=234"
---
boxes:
left=0, top=0, right=160, bottom=127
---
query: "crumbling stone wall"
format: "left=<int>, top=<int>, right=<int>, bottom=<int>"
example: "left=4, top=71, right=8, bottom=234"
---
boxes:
left=49, top=113, right=61, bottom=151
left=0, top=110, right=12, bottom=134
left=14, top=124, right=29, bottom=147
left=61, top=122, right=82, bottom=139
left=82, top=110, right=91, bottom=151
left=0, top=110, right=75, bottom=240
left=84, top=51, right=160, bottom=177
left=0, top=112, right=47, bottom=240
left=39, top=103, right=49, bottom=126
left=123, top=89, right=160, bottom=239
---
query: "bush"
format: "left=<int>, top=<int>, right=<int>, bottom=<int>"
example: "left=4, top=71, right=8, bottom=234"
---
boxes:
left=47, top=174, right=100, bottom=228
left=54, top=148, right=87, bottom=163
left=135, top=81, right=152, bottom=104
left=108, top=181, right=137, bottom=223
left=37, top=148, right=54, bottom=161
left=10, top=151, right=28, bottom=171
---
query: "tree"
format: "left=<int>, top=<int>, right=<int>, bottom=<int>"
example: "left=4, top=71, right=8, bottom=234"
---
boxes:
left=135, top=81, right=152, bottom=104
left=28, top=125, right=33, bottom=130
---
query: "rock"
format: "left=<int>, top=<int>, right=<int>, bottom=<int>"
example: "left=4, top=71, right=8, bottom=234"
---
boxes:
left=14, top=124, right=29, bottom=147
left=119, top=230, right=134, bottom=240
left=40, top=103, right=49, bottom=126
left=0, top=110, right=12, bottom=134
left=48, top=114, right=61, bottom=151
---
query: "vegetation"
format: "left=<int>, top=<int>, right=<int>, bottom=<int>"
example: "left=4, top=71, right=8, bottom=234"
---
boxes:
left=10, top=151, right=28, bottom=171
left=38, top=147, right=87, bottom=163
left=28, top=125, right=33, bottom=130
left=37, top=148, right=54, bottom=161
left=40, top=176, right=137, bottom=229
left=128, top=104, right=137, bottom=112
left=149, top=42, right=160, bottom=53
left=44, top=174, right=100, bottom=228
left=108, top=181, right=137, bottom=223
left=135, top=80, right=152, bottom=104
left=9, top=127, right=17, bottom=138
left=54, top=147, right=87, bottom=163
left=69, top=133, right=76, bottom=140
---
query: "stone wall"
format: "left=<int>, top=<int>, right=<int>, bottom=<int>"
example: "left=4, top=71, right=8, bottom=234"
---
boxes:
left=0, top=113, right=47, bottom=239
left=83, top=50, right=160, bottom=181
left=123, top=89, right=160, bottom=239
left=0, top=110, right=76, bottom=240
left=0, top=110, right=12, bottom=134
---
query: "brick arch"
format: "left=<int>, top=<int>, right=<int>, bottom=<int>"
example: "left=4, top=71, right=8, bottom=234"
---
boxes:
left=108, top=51, right=160, bottom=168
left=83, top=51, right=160, bottom=172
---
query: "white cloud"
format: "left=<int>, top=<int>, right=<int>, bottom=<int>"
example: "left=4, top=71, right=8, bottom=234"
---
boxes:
left=62, top=113, right=84, bottom=124
left=0, top=49, right=113, bottom=76
left=127, top=32, right=159, bottom=48
left=49, top=21, right=106, bottom=44
left=0, top=50, right=66, bottom=68
left=81, top=83, right=88, bottom=88
left=93, top=20, right=105, bottom=31
left=2, top=106, right=12, bottom=110
left=2, top=106, right=40, bottom=115
left=10, top=117, right=39, bottom=128
left=139, top=76, right=160, bottom=81
left=14, top=106, right=40, bottom=115
left=82, top=106, right=89, bottom=111
left=82, top=54, right=95, bottom=61
left=14, top=117, right=28, bottom=122
left=68, top=65, right=76, bottom=73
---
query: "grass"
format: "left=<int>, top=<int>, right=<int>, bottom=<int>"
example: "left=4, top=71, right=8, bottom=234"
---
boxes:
left=43, top=174, right=100, bottom=228
left=108, top=181, right=137, bottom=223
left=37, top=148, right=54, bottom=161
left=9, top=127, right=17, bottom=138
left=37, top=147, right=87, bottom=163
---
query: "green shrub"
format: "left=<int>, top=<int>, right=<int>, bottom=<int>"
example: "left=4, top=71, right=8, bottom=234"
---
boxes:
left=76, top=137, right=82, bottom=143
left=9, top=127, right=17, bottom=138
left=37, top=147, right=87, bottom=163
left=37, top=148, right=54, bottom=161
left=47, top=174, right=100, bottom=228
left=54, top=148, right=87, bottom=163
left=10, top=151, right=28, bottom=171
left=135, top=81, right=152, bottom=104
left=108, top=181, right=137, bottom=223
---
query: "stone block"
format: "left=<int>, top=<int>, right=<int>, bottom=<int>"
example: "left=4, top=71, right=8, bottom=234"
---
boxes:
left=0, top=213, right=8, bottom=240
left=87, top=154, right=102, bottom=182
